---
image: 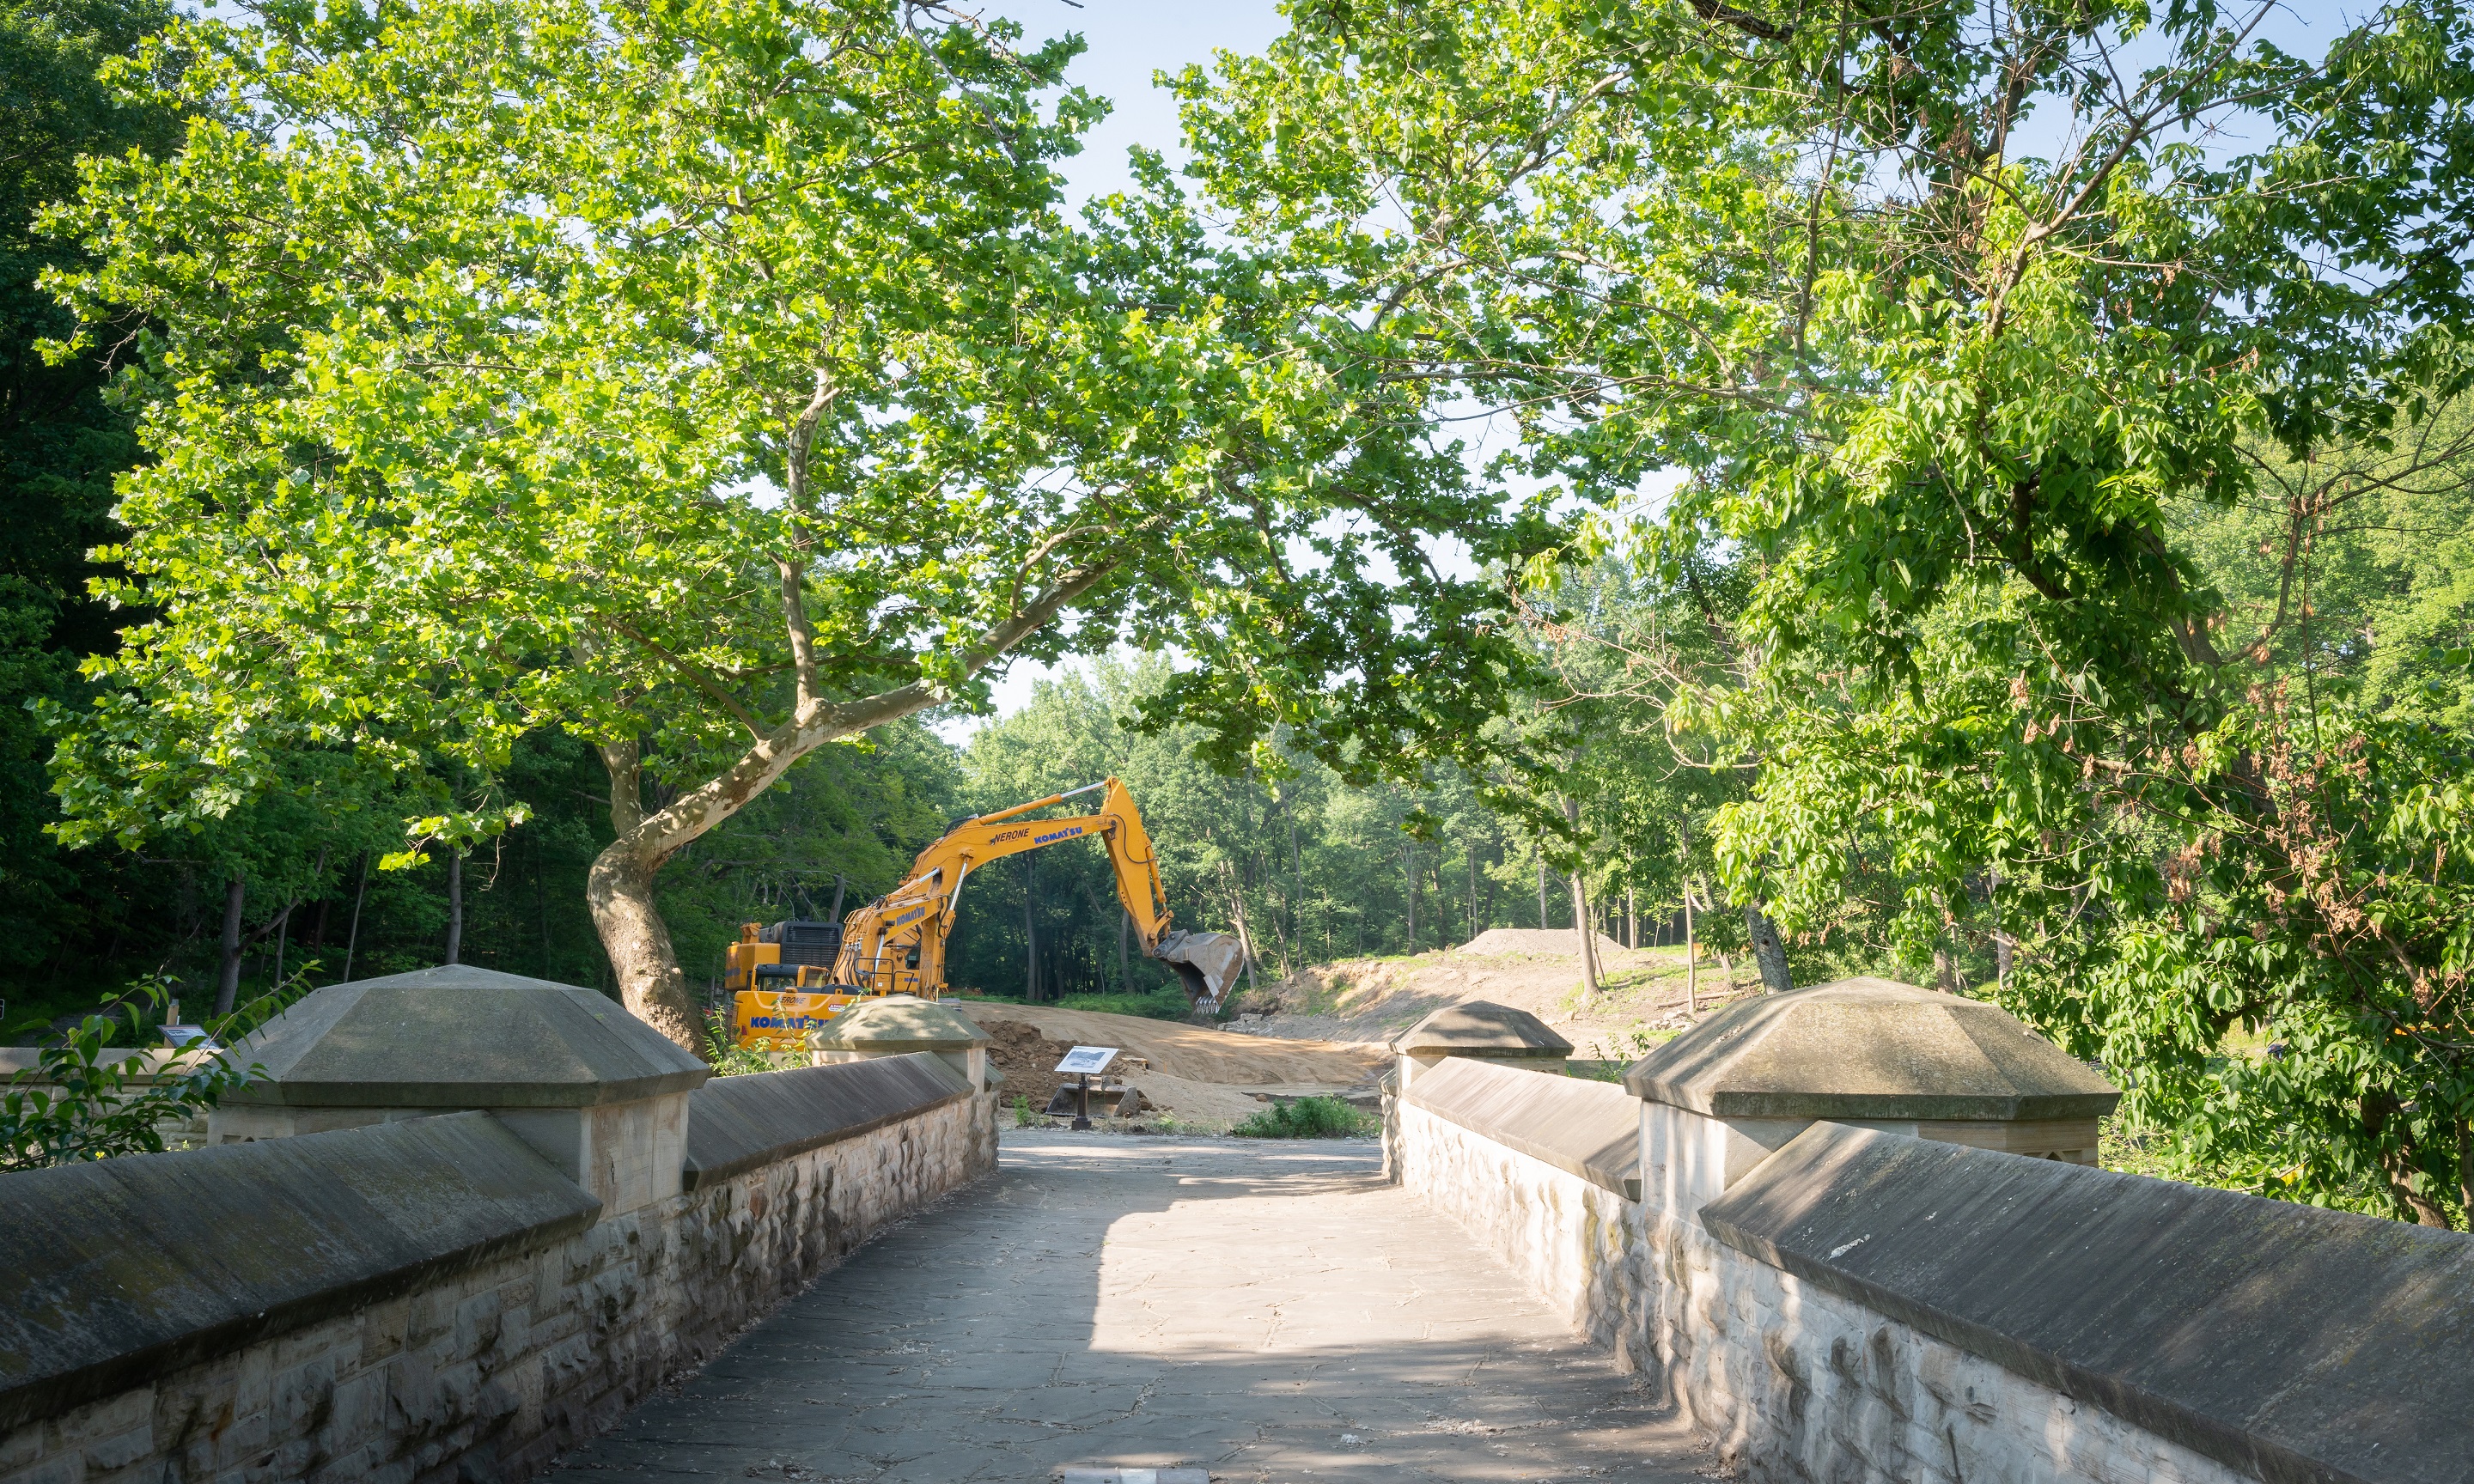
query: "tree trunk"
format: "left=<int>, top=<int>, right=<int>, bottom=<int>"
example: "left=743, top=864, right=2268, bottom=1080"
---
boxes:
left=1745, top=900, right=1794, bottom=993
left=1683, top=880, right=1697, bottom=1013
left=1024, top=849, right=1041, bottom=1002
left=576, top=556, right=1115, bottom=1050
left=1454, top=845, right=1474, bottom=940
left=1561, top=798, right=1600, bottom=994
left=2460, top=1118, right=2472, bottom=1226
left=444, top=850, right=465, bottom=966
left=1400, top=843, right=1416, bottom=952
left=1933, top=945, right=1959, bottom=994
left=1220, top=862, right=1261, bottom=994
left=214, top=875, right=246, bottom=1018
left=1567, top=869, right=1601, bottom=994
left=2365, top=1094, right=2457, bottom=1228
left=343, top=855, right=369, bottom=982
left=1537, top=858, right=1549, bottom=928
left=586, top=739, right=701, bottom=1049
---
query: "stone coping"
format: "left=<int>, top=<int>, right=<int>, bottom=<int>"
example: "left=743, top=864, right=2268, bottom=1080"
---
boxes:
left=1624, top=976, right=2118, bottom=1121
left=0, top=1111, right=600, bottom=1433
left=1392, top=1000, right=1575, bottom=1056
left=1403, top=1056, right=1636, bottom=1199
left=682, top=1052, right=973, bottom=1189
left=1700, top=1122, right=2474, bottom=1484
left=220, top=967, right=710, bottom=1108
left=807, top=995, right=992, bottom=1052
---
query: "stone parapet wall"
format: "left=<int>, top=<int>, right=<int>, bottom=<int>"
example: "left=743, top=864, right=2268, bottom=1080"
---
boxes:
left=1391, top=1103, right=1644, bottom=1364
left=1389, top=1058, right=2459, bottom=1484
left=0, top=1059, right=997, bottom=1484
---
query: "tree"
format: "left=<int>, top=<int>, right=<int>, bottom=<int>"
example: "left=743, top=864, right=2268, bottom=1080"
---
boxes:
left=41, top=0, right=1550, bottom=1049
left=1183, top=0, right=2474, bottom=1219
left=0, top=0, right=181, bottom=993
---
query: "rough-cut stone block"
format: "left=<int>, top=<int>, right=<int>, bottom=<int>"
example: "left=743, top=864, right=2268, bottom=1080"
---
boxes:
left=1404, top=1056, right=1637, bottom=1197
left=681, top=1052, right=972, bottom=1188
left=1701, top=1121, right=2474, bottom=1484
left=1625, top=976, right=2118, bottom=1122
left=216, top=969, right=707, bottom=1110
left=0, top=1115, right=597, bottom=1434
left=0, top=1084, right=995, bottom=1484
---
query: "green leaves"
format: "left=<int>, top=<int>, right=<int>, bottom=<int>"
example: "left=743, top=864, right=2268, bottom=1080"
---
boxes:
left=1184, top=0, right=2474, bottom=1217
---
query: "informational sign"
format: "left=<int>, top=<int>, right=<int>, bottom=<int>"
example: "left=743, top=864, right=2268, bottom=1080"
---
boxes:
left=1054, top=1045, right=1119, bottom=1075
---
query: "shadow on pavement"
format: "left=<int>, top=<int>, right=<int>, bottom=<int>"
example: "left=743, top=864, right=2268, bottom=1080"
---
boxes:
left=551, top=1134, right=1707, bottom=1484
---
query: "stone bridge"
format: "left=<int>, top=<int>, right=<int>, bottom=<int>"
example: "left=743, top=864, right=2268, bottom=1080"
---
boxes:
left=3, top=968, right=2467, bottom=1484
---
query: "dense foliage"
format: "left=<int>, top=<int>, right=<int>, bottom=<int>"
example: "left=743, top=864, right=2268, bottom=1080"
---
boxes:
left=10, top=0, right=2474, bottom=1232
left=36, top=0, right=1558, bottom=1048
left=1178, top=0, right=2474, bottom=1225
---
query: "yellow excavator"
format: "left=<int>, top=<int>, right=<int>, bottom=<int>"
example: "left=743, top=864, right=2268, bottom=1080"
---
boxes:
left=725, top=778, right=1246, bottom=1050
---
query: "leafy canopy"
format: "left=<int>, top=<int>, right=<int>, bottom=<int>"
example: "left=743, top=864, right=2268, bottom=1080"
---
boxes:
left=41, top=0, right=1553, bottom=861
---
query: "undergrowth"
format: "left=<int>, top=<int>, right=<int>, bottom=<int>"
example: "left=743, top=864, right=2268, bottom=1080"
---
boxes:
left=1230, top=1095, right=1373, bottom=1139
left=1051, top=988, right=1191, bottom=1020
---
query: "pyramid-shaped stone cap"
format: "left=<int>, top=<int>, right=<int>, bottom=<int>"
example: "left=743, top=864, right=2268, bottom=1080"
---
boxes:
left=1392, top=1000, right=1574, bottom=1056
left=221, top=966, right=710, bottom=1108
left=809, top=995, right=992, bottom=1052
left=1623, top=976, right=2118, bottom=1121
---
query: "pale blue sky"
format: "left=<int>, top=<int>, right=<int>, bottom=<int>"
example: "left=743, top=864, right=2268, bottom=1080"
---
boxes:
left=945, top=2, right=1289, bottom=734
left=984, top=0, right=1289, bottom=205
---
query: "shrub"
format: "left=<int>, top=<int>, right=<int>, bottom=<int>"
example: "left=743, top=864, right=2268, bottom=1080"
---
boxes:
left=700, top=1008, right=775, bottom=1076
left=1230, top=1095, right=1371, bottom=1139
left=2, top=975, right=309, bottom=1172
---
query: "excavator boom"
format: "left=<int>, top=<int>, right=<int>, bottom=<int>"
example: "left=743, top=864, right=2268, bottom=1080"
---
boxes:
left=728, top=777, right=1244, bottom=1049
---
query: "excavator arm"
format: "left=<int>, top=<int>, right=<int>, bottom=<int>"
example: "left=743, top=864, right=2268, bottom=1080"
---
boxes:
left=826, top=778, right=1244, bottom=1011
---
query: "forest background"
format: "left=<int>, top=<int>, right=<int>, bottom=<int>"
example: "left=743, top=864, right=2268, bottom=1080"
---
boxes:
left=8, top=0, right=2474, bottom=1233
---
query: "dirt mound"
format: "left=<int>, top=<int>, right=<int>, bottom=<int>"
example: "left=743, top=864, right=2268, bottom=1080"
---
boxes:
left=1458, top=927, right=1630, bottom=957
left=955, top=1000, right=1384, bottom=1086
left=1233, top=946, right=1758, bottom=1056
left=978, top=1016, right=1082, bottom=1097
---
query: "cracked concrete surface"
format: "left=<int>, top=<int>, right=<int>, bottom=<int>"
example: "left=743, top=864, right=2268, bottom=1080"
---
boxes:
left=551, top=1132, right=1712, bottom=1483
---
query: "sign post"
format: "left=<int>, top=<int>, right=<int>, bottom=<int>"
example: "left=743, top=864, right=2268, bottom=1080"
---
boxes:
left=1053, top=1045, right=1119, bottom=1132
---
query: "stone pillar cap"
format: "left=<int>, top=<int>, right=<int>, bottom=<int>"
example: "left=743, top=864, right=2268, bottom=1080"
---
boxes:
left=1391, top=1000, right=1574, bottom=1057
left=808, top=994, right=993, bottom=1052
left=220, top=966, right=710, bottom=1108
left=1623, top=976, right=2118, bottom=1121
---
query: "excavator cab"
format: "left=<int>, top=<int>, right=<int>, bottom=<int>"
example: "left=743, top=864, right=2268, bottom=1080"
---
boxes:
left=725, top=922, right=859, bottom=1052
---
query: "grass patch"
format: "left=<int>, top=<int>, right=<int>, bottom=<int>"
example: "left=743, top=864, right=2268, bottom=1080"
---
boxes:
left=1230, top=1095, right=1374, bottom=1139
left=1051, top=988, right=1192, bottom=1020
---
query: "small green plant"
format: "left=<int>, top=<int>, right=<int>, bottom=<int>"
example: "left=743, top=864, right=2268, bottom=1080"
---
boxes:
left=3, top=973, right=313, bottom=1173
left=1230, top=1095, right=1372, bottom=1139
left=1012, top=1092, right=1036, bottom=1128
left=700, top=1007, right=775, bottom=1077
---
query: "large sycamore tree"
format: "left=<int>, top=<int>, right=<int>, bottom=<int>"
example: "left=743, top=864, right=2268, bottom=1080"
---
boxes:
left=1185, top=0, right=2474, bottom=1221
left=43, top=0, right=1547, bottom=1048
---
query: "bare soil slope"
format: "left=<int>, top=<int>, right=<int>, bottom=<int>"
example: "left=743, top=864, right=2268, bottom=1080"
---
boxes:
left=954, top=1000, right=1386, bottom=1131
left=1233, top=945, right=1758, bottom=1057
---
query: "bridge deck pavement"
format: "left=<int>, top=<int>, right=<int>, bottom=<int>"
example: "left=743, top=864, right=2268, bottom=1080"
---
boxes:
left=552, top=1130, right=1711, bottom=1483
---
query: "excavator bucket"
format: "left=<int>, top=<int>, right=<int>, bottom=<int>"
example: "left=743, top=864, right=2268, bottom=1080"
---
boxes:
left=1153, top=928, right=1246, bottom=1016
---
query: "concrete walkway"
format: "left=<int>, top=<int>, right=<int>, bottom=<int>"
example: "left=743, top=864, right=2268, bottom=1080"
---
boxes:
left=555, top=1132, right=1710, bottom=1483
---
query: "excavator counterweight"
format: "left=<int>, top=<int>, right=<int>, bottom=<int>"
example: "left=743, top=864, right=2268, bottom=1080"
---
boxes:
left=726, top=777, right=1245, bottom=1049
